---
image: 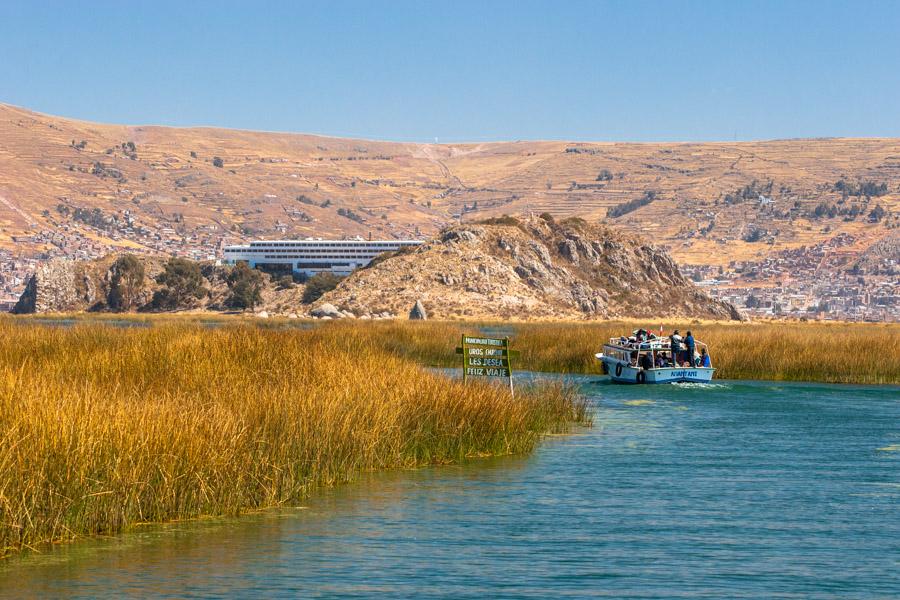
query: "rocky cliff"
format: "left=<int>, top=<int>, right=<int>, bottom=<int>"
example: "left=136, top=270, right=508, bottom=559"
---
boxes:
left=13, top=256, right=134, bottom=314
left=317, top=216, right=741, bottom=320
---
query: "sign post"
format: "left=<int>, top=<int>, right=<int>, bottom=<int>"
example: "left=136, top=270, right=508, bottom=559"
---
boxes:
left=457, top=334, right=517, bottom=396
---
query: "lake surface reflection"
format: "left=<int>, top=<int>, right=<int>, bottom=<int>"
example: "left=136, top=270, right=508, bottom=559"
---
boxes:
left=3, top=378, right=899, bottom=598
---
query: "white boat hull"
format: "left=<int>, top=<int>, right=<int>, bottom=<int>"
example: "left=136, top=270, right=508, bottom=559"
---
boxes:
left=595, top=354, right=715, bottom=384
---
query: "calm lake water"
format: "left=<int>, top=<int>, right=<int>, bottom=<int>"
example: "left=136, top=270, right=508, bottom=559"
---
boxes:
left=3, top=378, right=899, bottom=599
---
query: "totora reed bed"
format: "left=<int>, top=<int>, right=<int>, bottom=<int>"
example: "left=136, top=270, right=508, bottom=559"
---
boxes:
left=361, top=320, right=900, bottom=385
left=0, top=321, right=589, bottom=557
left=12, top=315, right=900, bottom=384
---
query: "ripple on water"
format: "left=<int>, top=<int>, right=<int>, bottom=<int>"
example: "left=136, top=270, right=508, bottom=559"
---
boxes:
left=672, top=381, right=732, bottom=390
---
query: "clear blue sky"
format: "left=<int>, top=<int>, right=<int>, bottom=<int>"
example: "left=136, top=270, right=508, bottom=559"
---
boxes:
left=1, top=0, right=898, bottom=142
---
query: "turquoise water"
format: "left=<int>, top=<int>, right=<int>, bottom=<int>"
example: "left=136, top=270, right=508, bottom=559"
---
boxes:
left=2, top=378, right=899, bottom=598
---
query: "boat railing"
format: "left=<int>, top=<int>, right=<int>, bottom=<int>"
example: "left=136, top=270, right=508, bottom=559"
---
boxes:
left=601, top=334, right=713, bottom=370
left=604, top=337, right=711, bottom=364
left=605, top=336, right=669, bottom=348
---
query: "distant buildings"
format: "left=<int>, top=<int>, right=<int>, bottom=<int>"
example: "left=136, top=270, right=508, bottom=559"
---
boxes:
left=223, top=238, right=423, bottom=276
left=682, top=236, right=899, bottom=322
left=3, top=205, right=896, bottom=321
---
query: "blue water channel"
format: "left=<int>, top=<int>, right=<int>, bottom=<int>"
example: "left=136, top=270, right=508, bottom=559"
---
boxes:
left=2, top=377, right=898, bottom=598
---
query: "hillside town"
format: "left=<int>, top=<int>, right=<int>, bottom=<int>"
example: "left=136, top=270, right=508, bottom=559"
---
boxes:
left=681, top=233, right=900, bottom=322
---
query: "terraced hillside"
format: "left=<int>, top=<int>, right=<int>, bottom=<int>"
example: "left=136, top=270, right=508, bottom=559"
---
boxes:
left=0, top=102, right=897, bottom=271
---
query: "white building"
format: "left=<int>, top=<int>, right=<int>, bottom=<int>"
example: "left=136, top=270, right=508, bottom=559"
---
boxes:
left=223, top=238, right=423, bottom=276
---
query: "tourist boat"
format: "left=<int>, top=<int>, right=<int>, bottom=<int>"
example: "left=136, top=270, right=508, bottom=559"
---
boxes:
left=595, top=331, right=715, bottom=384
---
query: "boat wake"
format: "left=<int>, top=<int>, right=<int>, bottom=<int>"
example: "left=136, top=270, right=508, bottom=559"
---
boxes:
left=672, top=382, right=730, bottom=390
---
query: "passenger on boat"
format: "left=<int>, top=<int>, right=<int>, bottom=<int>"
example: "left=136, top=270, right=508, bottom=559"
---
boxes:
left=655, top=352, right=667, bottom=368
left=639, top=352, right=654, bottom=371
left=700, top=347, right=711, bottom=368
left=685, top=331, right=696, bottom=362
left=669, top=330, right=682, bottom=365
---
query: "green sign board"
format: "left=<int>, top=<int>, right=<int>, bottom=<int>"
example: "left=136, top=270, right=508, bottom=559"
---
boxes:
left=456, top=335, right=517, bottom=395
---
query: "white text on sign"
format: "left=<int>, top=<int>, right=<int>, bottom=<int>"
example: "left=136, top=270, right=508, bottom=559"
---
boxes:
left=467, top=348, right=506, bottom=356
left=467, top=357, right=508, bottom=367
left=463, top=337, right=504, bottom=347
left=466, top=367, right=510, bottom=377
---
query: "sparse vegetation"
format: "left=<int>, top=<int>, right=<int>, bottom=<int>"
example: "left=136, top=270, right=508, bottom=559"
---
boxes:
left=120, top=141, right=137, bottom=159
left=302, top=272, right=343, bottom=304
left=151, top=258, right=208, bottom=310
left=107, top=254, right=146, bottom=311
left=276, top=275, right=295, bottom=290
left=336, top=207, right=365, bottom=223
left=564, top=147, right=601, bottom=155
left=606, top=191, right=657, bottom=218
left=225, top=262, right=265, bottom=310
left=742, top=225, right=766, bottom=243
left=70, top=206, right=113, bottom=230
left=807, top=201, right=868, bottom=221
left=596, top=169, right=613, bottom=182
left=834, top=178, right=888, bottom=198
left=723, top=180, right=774, bottom=205
left=90, top=162, right=125, bottom=181
left=868, top=205, right=887, bottom=223
left=475, top=215, right=522, bottom=227
left=212, top=156, right=224, bottom=168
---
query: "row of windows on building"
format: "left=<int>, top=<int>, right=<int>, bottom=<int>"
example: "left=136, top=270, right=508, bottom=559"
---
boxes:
left=226, top=248, right=387, bottom=255
left=257, top=255, right=372, bottom=260
left=245, top=242, right=418, bottom=248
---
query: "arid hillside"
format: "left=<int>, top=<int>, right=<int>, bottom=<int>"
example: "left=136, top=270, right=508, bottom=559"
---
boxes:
left=1, top=103, right=898, bottom=320
left=1, top=103, right=898, bottom=266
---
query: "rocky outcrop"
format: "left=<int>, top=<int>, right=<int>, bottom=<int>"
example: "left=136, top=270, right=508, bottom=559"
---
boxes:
left=315, top=215, right=742, bottom=320
left=310, top=303, right=342, bottom=318
left=11, top=255, right=305, bottom=315
left=13, top=258, right=101, bottom=313
left=409, top=300, right=428, bottom=320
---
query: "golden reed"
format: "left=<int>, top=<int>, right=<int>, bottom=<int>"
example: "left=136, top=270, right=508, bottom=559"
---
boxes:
left=347, top=319, right=900, bottom=384
left=0, top=321, right=588, bottom=556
